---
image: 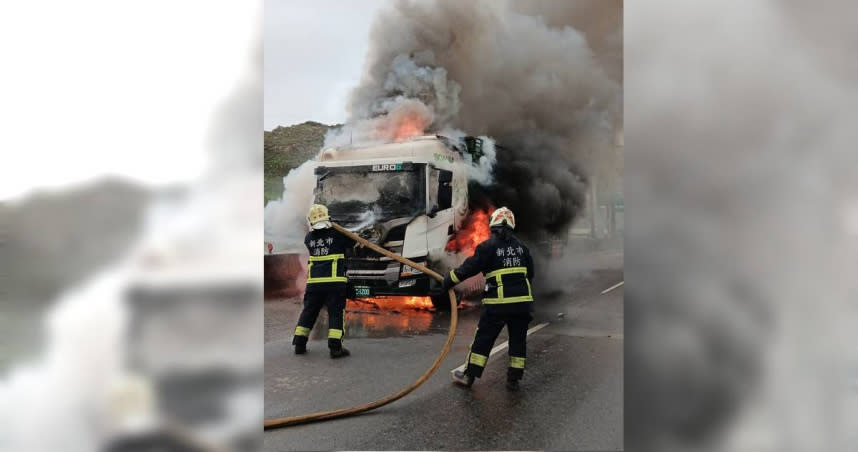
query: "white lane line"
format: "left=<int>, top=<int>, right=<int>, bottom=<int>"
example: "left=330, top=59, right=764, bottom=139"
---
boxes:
left=450, top=322, right=550, bottom=374
left=601, top=281, right=624, bottom=294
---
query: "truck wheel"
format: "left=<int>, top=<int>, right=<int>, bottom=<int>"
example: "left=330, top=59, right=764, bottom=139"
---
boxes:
left=431, top=293, right=455, bottom=311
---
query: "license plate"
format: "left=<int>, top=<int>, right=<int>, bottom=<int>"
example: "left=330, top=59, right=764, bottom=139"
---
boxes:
left=354, top=286, right=371, bottom=297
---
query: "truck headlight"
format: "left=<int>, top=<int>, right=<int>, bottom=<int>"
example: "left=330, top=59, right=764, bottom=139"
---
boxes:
left=400, top=264, right=424, bottom=278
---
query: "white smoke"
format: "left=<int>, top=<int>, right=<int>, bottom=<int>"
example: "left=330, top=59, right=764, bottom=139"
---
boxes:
left=263, top=160, right=315, bottom=253
left=347, top=207, right=382, bottom=232
left=625, top=1, right=858, bottom=451
left=320, top=52, right=461, bottom=150
left=0, top=21, right=263, bottom=449
left=0, top=272, right=127, bottom=451
left=467, top=137, right=497, bottom=186
left=346, top=53, right=461, bottom=144
left=436, top=126, right=498, bottom=186
left=267, top=45, right=494, bottom=251
left=370, top=53, right=461, bottom=126
left=0, top=172, right=264, bottom=450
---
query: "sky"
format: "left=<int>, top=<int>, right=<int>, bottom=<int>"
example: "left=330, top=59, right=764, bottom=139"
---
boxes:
left=0, top=1, right=385, bottom=201
left=0, top=1, right=259, bottom=201
left=264, top=0, right=386, bottom=130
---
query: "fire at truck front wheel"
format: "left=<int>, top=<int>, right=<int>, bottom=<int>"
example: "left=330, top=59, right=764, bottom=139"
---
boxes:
left=430, top=294, right=453, bottom=311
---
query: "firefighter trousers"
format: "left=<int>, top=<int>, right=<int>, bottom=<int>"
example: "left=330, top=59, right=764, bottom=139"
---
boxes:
left=465, top=307, right=532, bottom=381
left=292, top=285, right=347, bottom=350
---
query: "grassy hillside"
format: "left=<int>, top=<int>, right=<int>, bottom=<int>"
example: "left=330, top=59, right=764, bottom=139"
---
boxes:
left=264, top=121, right=339, bottom=203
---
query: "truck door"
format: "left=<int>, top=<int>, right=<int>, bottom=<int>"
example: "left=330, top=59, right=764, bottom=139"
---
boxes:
left=426, top=167, right=454, bottom=255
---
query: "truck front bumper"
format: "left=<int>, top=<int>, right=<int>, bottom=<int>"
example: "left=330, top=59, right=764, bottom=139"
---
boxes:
left=347, top=273, right=432, bottom=298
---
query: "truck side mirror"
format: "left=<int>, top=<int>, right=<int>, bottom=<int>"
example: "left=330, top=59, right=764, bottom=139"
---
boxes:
left=463, top=136, right=484, bottom=160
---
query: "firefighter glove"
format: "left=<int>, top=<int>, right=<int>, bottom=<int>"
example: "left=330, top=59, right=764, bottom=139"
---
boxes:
left=441, top=274, right=454, bottom=291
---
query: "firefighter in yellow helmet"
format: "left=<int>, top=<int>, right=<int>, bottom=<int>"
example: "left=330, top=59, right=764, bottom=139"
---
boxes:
left=292, top=204, right=355, bottom=358
left=442, top=207, right=535, bottom=390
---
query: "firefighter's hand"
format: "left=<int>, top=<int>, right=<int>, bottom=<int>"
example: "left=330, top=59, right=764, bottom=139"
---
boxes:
left=441, top=274, right=454, bottom=291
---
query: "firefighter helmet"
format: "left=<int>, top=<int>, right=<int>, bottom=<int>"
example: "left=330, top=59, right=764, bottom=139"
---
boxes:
left=308, top=204, right=331, bottom=229
left=489, top=207, right=515, bottom=229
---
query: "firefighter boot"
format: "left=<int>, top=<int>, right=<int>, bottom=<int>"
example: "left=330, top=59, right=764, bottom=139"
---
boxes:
left=293, top=336, right=308, bottom=355
left=451, top=370, right=475, bottom=388
left=330, top=347, right=351, bottom=359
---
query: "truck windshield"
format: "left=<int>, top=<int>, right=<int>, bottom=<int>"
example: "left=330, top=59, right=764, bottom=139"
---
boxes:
left=315, top=166, right=425, bottom=223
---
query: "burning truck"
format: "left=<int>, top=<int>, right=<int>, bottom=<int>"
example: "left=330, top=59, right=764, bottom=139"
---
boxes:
left=313, top=134, right=486, bottom=310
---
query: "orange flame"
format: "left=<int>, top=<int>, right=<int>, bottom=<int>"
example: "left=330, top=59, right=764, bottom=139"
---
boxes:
left=445, top=207, right=494, bottom=256
left=348, top=296, right=435, bottom=311
left=347, top=310, right=433, bottom=334
left=392, top=114, right=427, bottom=142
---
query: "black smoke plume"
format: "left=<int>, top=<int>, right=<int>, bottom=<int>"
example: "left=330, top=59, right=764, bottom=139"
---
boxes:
left=346, top=0, right=622, bottom=240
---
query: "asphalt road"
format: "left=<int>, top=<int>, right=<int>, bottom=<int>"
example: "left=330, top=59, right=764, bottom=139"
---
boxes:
left=264, top=250, right=623, bottom=451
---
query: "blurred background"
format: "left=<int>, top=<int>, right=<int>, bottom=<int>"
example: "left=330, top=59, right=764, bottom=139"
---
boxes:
left=0, top=1, right=263, bottom=451
left=625, top=0, right=857, bottom=451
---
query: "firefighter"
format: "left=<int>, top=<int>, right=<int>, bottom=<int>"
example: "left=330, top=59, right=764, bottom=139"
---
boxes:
left=292, top=204, right=355, bottom=358
left=442, top=207, right=534, bottom=390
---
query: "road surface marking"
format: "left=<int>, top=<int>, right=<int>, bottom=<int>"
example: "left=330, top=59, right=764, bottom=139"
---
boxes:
left=601, top=281, right=624, bottom=294
left=451, top=322, right=550, bottom=374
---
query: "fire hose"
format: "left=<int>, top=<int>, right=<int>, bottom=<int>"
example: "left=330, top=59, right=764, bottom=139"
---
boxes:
left=263, top=222, right=458, bottom=430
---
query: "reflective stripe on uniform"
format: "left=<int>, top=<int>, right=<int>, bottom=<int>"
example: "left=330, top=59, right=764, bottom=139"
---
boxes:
left=449, top=270, right=460, bottom=284
left=328, top=328, right=343, bottom=339
left=294, top=326, right=311, bottom=337
left=306, top=276, right=348, bottom=283
left=309, top=253, right=345, bottom=261
left=509, top=356, right=526, bottom=369
left=469, top=352, right=488, bottom=367
left=462, top=328, right=480, bottom=369
left=482, top=266, right=532, bottom=304
left=307, top=254, right=347, bottom=283
left=482, top=295, right=533, bottom=304
left=484, top=266, right=529, bottom=279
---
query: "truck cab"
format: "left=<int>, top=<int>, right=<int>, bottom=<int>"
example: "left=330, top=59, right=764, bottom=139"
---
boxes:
left=313, top=135, right=479, bottom=308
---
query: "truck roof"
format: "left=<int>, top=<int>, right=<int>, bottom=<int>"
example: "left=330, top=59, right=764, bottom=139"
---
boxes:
left=317, top=135, right=463, bottom=167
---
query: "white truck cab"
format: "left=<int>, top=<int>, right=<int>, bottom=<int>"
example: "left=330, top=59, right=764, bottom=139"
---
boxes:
left=313, top=135, right=482, bottom=308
